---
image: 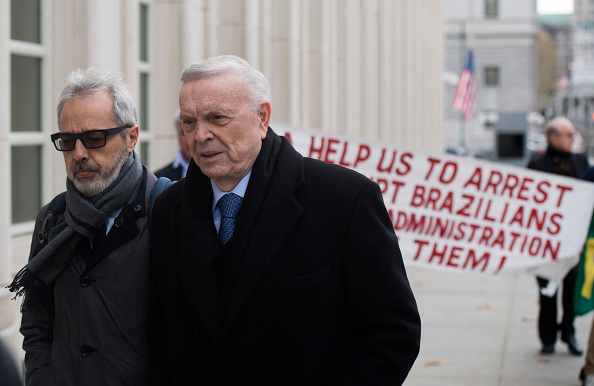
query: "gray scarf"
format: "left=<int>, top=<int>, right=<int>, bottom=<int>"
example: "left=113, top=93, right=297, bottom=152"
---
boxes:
left=7, top=151, right=143, bottom=312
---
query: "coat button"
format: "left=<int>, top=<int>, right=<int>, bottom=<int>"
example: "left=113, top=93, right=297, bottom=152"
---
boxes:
left=80, top=276, right=91, bottom=287
left=114, top=217, right=124, bottom=228
left=80, top=346, right=93, bottom=357
left=134, top=204, right=142, bottom=212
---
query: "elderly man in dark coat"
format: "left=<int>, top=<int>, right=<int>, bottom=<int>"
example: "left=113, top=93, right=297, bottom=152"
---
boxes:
left=149, top=55, right=421, bottom=385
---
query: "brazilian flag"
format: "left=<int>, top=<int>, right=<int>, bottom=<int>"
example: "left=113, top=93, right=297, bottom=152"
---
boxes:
left=575, top=214, right=594, bottom=316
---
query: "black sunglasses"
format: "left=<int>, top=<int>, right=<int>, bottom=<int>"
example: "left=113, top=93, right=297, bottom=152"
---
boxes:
left=50, top=126, right=131, bottom=151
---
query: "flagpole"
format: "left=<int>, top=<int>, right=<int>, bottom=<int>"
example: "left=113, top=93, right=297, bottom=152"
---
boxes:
left=459, top=20, right=466, bottom=153
left=464, top=0, right=475, bottom=159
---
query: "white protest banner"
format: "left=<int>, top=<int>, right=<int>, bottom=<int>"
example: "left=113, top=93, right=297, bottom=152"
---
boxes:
left=274, top=122, right=594, bottom=277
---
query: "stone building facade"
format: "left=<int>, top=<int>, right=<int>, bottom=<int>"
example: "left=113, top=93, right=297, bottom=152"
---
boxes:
left=444, top=0, right=539, bottom=162
left=0, top=0, right=443, bottom=369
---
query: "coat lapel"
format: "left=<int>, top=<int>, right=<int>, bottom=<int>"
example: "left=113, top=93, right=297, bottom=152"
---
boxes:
left=174, top=131, right=305, bottom=350
left=176, top=161, right=223, bottom=345
left=82, top=171, right=147, bottom=274
left=221, top=130, right=305, bottom=335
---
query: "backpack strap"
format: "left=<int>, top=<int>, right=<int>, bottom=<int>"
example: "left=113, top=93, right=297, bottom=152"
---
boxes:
left=33, top=192, right=67, bottom=256
left=148, top=177, right=176, bottom=226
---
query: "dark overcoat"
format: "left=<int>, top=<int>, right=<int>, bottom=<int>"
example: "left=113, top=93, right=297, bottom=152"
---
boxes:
left=21, top=168, right=156, bottom=386
left=527, top=150, right=589, bottom=177
left=155, top=162, right=184, bottom=181
left=149, top=128, right=421, bottom=385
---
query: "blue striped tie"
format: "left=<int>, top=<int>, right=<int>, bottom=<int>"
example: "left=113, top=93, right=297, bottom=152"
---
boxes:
left=217, top=193, right=242, bottom=244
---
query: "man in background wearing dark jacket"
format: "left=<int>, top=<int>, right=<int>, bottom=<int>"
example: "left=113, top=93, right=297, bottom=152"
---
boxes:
left=155, top=109, right=191, bottom=181
left=527, top=116, right=589, bottom=356
left=0, top=338, right=21, bottom=386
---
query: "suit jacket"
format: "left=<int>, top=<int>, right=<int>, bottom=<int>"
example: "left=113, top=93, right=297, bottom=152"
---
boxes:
left=155, top=162, right=184, bottom=181
left=149, top=128, right=421, bottom=385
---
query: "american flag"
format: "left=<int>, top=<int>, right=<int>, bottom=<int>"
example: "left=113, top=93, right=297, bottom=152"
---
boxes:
left=452, top=49, right=475, bottom=121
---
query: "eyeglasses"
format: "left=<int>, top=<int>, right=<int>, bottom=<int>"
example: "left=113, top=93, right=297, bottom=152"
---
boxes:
left=555, top=131, right=575, bottom=138
left=50, top=126, right=130, bottom=151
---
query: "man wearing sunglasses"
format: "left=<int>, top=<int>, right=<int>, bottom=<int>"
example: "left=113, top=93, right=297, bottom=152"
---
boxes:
left=8, top=68, right=157, bottom=385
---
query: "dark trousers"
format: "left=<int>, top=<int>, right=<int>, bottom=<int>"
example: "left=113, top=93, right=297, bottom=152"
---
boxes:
left=536, top=265, right=578, bottom=346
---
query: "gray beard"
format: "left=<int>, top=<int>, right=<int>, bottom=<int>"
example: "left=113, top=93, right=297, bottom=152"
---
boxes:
left=71, top=147, right=128, bottom=197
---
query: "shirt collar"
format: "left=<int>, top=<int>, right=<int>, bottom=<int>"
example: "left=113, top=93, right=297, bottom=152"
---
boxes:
left=172, top=149, right=190, bottom=178
left=211, top=170, right=252, bottom=212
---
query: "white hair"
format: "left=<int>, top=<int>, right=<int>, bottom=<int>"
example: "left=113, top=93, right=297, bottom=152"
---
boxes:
left=180, top=55, right=272, bottom=112
left=57, top=68, right=137, bottom=135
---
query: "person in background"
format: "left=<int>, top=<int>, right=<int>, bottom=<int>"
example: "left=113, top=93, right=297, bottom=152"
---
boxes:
left=149, top=55, right=421, bottom=385
left=527, top=116, right=589, bottom=356
left=0, top=338, right=21, bottom=386
left=155, top=109, right=191, bottom=180
left=578, top=166, right=594, bottom=386
left=8, top=68, right=158, bottom=385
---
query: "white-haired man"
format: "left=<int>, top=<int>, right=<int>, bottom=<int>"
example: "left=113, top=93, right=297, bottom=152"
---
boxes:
left=149, top=55, right=421, bottom=385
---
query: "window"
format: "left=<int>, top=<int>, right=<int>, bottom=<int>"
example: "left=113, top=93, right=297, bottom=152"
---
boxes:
left=563, top=97, right=568, bottom=115
left=497, top=133, right=524, bottom=158
left=138, top=1, right=153, bottom=167
left=140, top=72, right=149, bottom=131
left=10, top=0, right=48, bottom=226
left=11, top=0, right=41, bottom=43
left=12, top=146, right=42, bottom=223
left=485, top=67, right=500, bottom=86
left=11, top=55, right=42, bottom=132
left=485, top=0, right=498, bottom=18
left=141, top=142, right=149, bottom=166
left=140, top=4, right=149, bottom=62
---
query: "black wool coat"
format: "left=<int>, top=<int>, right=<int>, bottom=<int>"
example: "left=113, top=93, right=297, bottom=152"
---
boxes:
left=527, top=148, right=589, bottom=177
left=155, top=162, right=184, bottom=181
left=22, top=168, right=156, bottom=385
left=149, top=128, right=421, bottom=385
